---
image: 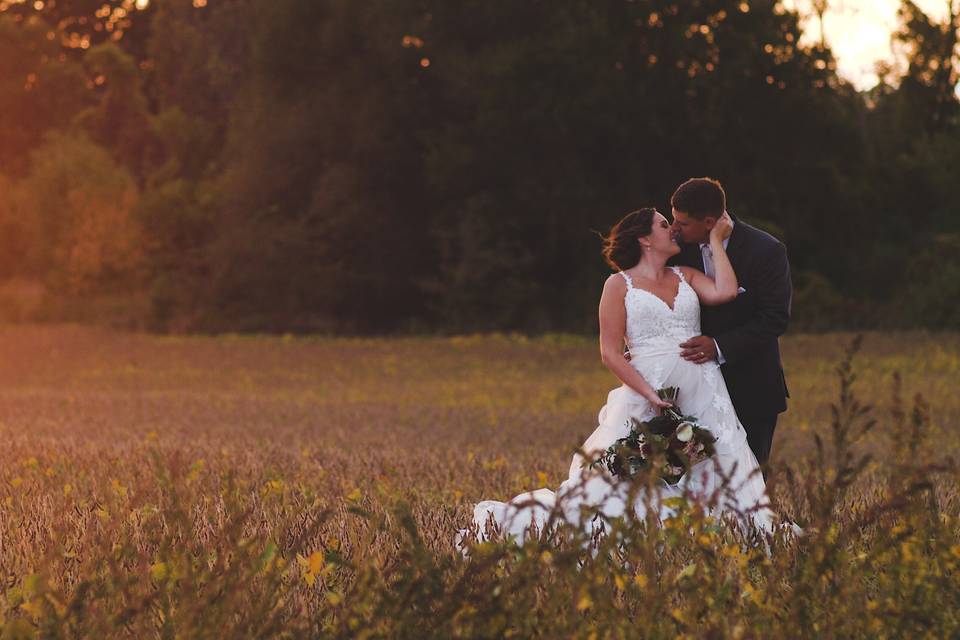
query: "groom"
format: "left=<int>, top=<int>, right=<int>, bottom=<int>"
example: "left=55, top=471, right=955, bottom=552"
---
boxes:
left=668, top=177, right=792, bottom=472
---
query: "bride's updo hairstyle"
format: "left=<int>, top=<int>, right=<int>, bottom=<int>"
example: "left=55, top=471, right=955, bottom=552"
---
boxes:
left=601, top=207, right=656, bottom=271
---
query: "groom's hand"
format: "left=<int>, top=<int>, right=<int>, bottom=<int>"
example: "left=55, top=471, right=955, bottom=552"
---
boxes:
left=680, top=336, right=717, bottom=364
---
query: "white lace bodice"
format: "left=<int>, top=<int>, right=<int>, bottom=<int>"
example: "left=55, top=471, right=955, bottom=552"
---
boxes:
left=616, top=266, right=741, bottom=447
left=619, top=267, right=700, bottom=355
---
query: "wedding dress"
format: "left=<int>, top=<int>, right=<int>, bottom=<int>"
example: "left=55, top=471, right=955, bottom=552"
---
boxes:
left=459, top=267, right=779, bottom=547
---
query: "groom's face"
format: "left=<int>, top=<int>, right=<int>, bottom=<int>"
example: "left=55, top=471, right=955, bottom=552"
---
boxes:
left=671, top=209, right=714, bottom=245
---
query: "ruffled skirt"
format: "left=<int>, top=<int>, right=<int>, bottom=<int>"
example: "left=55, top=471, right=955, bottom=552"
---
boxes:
left=458, top=349, right=779, bottom=546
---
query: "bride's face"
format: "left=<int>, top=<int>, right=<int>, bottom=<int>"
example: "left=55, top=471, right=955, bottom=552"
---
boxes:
left=643, top=212, right=681, bottom=257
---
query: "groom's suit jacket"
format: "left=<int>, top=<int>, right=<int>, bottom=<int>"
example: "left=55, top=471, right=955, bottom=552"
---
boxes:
left=670, top=216, right=791, bottom=417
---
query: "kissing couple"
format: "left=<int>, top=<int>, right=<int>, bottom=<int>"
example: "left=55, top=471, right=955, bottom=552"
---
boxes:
left=460, top=177, right=794, bottom=545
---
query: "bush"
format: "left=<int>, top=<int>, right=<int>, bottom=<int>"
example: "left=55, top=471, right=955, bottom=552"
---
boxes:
left=12, top=131, right=145, bottom=296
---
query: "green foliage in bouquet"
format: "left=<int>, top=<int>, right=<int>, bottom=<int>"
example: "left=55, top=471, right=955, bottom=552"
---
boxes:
left=591, top=387, right=717, bottom=484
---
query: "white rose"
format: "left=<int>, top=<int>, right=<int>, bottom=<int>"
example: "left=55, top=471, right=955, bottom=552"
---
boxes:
left=675, top=422, right=694, bottom=442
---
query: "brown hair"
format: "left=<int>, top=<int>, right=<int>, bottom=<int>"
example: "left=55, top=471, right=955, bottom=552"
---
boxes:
left=670, top=177, right=726, bottom=220
left=601, top=208, right=656, bottom=271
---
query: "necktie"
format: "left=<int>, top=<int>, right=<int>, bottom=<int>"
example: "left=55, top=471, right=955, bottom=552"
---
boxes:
left=701, top=245, right=715, bottom=278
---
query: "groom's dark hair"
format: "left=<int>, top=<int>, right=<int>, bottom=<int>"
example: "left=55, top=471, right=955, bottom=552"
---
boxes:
left=671, top=177, right=726, bottom=220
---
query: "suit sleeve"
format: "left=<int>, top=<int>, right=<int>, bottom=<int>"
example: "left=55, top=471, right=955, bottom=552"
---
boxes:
left=713, top=242, right=791, bottom=365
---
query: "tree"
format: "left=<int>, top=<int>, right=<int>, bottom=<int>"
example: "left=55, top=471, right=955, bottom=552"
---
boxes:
left=893, top=0, right=960, bottom=136
left=12, top=131, right=143, bottom=295
left=0, top=15, right=89, bottom=176
left=417, top=0, right=861, bottom=331
left=76, top=42, right=160, bottom=183
left=201, top=0, right=434, bottom=332
left=856, top=0, right=960, bottom=328
left=0, top=0, right=155, bottom=57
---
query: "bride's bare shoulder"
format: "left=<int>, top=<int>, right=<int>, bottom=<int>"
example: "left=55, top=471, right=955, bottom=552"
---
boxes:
left=602, top=272, right=628, bottom=292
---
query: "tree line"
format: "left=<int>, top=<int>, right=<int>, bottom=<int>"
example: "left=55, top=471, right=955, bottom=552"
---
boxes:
left=0, top=0, right=957, bottom=333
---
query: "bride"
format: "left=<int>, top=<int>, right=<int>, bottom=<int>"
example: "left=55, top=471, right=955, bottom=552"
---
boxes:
left=459, top=207, right=784, bottom=546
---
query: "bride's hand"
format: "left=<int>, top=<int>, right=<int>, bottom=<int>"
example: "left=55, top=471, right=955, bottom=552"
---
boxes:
left=710, top=210, right=733, bottom=244
left=643, top=391, right=674, bottom=410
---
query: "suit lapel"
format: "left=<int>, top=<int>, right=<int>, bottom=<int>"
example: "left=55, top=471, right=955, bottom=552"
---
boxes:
left=725, top=215, right=746, bottom=259
left=724, top=216, right=750, bottom=274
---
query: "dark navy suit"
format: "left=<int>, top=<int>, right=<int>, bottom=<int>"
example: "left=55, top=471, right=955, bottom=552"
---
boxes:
left=670, top=216, right=792, bottom=466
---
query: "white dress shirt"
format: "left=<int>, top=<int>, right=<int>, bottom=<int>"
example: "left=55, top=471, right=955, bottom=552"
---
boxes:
left=698, top=222, right=733, bottom=365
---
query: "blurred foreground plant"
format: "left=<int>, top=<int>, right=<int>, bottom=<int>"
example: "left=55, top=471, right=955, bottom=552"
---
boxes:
left=0, top=338, right=958, bottom=638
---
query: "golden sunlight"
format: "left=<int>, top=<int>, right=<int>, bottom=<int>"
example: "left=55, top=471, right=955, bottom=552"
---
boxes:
left=783, top=0, right=955, bottom=89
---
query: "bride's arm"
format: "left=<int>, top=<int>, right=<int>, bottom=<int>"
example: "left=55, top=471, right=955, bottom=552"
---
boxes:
left=682, top=211, right=738, bottom=306
left=599, top=275, right=673, bottom=409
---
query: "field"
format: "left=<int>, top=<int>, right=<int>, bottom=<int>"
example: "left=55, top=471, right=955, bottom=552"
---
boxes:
left=0, top=325, right=958, bottom=637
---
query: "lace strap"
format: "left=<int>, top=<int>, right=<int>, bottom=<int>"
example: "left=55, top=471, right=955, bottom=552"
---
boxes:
left=618, top=271, right=633, bottom=287
left=670, top=265, right=686, bottom=282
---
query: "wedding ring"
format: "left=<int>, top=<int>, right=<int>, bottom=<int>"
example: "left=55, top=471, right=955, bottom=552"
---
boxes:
left=699, top=351, right=705, bottom=357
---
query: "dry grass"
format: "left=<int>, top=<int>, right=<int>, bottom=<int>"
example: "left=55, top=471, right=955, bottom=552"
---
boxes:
left=0, top=325, right=957, bottom=637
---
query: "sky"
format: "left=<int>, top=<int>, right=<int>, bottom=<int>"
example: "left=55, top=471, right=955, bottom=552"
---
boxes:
left=784, top=0, right=955, bottom=89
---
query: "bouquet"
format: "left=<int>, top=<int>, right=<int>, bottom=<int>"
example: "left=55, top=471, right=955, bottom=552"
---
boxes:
left=590, top=387, right=717, bottom=485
